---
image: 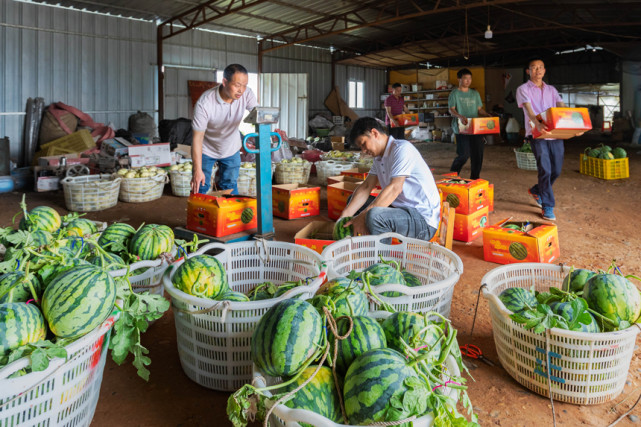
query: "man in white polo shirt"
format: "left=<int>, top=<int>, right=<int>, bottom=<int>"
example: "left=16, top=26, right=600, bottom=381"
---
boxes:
left=191, top=64, right=258, bottom=194
left=339, top=117, right=441, bottom=241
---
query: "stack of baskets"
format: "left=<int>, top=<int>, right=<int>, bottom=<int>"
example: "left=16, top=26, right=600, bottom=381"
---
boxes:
left=315, top=160, right=356, bottom=185
left=321, top=233, right=463, bottom=316
left=274, top=160, right=312, bottom=185
left=162, top=240, right=327, bottom=391
left=117, top=171, right=168, bottom=202
left=61, top=174, right=121, bottom=212
left=237, top=163, right=276, bottom=197
left=514, top=149, right=537, bottom=171
left=482, top=263, right=640, bottom=404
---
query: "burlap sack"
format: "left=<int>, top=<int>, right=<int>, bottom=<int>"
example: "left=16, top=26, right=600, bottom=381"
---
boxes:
left=39, top=110, right=78, bottom=145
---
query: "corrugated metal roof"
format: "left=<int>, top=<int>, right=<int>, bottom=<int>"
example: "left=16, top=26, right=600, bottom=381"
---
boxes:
left=25, top=0, right=641, bottom=67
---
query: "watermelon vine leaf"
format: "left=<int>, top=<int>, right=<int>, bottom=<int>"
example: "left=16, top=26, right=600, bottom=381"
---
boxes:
left=0, top=340, right=68, bottom=375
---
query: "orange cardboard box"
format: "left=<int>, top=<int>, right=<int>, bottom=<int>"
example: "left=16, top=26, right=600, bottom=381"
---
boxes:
left=340, top=168, right=369, bottom=180
left=327, top=181, right=380, bottom=220
left=327, top=175, right=365, bottom=186
left=437, top=178, right=489, bottom=215
left=488, top=183, right=494, bottom=213
left=272, top=184, right=321, bottom=220
left=186, top=192, right=257, bottom=237
left=392, top=113, right=419, bottom=127
left=294, top=221, right=336, bottom=254
left=458, top=117, right=500, bottom=135
left=483, top=219, right=560, bottom=264
left=453, top=206, right=489, bottom=242
left=531, top=107, right=592, bottom=139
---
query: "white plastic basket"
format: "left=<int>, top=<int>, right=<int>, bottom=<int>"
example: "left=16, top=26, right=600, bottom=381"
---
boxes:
left=169, top=170, right=192, bottom=197
left=237, top=163, right=276, bottom=197
left=514, top=149, right=538, bottom=171
left=0, top=315, right=117, bottom=427
left=61, top=174, right=121, bottom=212
left=315, top=161, right=356, bottom=186
left=110, top=258, right=171, bottom=296
left=162, top=240, right=327, bottom=391
left=482, top=263, right=640, bottom=405
left=253, top=355, right=461, bottom=427
left=321, top=233, right=463, bottom=316
left=275, top=161, right=312, bottom=185
left=116, top=172, right=168, bottom=203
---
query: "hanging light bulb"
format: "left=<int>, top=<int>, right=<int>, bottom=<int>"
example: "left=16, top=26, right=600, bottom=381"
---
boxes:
left=485, top=25, right=493, bottom=39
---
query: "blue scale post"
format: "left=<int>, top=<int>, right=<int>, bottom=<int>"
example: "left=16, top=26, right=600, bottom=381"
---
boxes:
left=242, top=107, right=282, bottom=239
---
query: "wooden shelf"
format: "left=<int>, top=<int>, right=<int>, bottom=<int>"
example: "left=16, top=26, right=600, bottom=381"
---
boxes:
left=401, top=88, right=452, bottom=95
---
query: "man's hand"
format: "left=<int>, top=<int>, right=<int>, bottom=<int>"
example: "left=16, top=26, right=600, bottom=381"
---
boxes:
left=459, top=116, right=468, bottom=126
left=345, top=214, right=368, bottom=236
left=534, top=120, right=551, bottom=137
left=391, top=119, right=399, bottom=127
left=191, top=169, right=205, bottom=194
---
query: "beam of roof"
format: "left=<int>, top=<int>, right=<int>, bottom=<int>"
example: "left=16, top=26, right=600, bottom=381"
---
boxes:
left=260, top=0, right=531, bottom=53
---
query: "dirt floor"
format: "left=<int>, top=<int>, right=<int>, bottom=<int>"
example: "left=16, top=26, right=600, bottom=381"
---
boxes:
left=1, top=134, right=641, bottom=426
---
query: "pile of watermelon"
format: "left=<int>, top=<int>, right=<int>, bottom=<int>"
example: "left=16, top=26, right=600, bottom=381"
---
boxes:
left=228, top=290, right=478, bottom=426
left=0, top=197, right=174, bottom=380
left=499, top=263, right=641, bottom=334
left=584, top=144, right=627, bottom=160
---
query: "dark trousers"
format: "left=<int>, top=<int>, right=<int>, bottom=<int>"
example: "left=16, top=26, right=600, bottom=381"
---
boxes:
left=450, top=134, right=485, bottom=179
left=530, top=138, right=564, bottom=208
left=388, top=125, right=405, bottom=140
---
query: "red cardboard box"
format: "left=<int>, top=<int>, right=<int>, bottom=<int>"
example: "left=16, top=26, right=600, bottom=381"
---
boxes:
left=482, top=219, right=560, bottom=264
left=391, top=113, right=419, bottom=127
left=457, top=117, right=500, bottom=135
left=327, top=181, right=380, bottom=220
left=531, top=107, right=592, bottom=139
left=186, top=192, right=257, bottom=237
left=340, top=168, right=369, bottom=180
left=452, top=206, right=489, bottom=242
left=294, top=221, right=336, bottom=254
left=437, top=178, right=489, bottom=215
left=272, top=184, right=321, bottom=220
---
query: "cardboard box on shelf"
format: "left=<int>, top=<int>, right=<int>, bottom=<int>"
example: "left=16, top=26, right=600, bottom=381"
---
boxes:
left=294, top=221, right=336, bottom=254
left=458, top=117, right=500, bottom=135
left=128, top=143, right=172, bottom=167
left=530, top=107, right=592, bottom=139
left=453, top=206, right=489, bottom=242
left=436, top=178, right=489, bottom=215
left=272, top=184, right=321, bottom=220
left=186, top=191, right=257, bottom=237
left=483, top=219, right=560, bottom=264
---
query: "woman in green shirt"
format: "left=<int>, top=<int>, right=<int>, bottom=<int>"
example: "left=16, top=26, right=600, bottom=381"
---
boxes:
left=448, top=68, right=491, bottom=179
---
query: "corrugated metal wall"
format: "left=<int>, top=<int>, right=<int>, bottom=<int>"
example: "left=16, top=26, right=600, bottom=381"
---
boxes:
left=1, top=0, right=386, bottom=161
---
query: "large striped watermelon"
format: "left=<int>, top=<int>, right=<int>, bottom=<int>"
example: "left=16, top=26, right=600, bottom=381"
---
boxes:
left=381, top=312, right=442, bottom=360
left=40, top=258, right=90, bottom=287
left=549, top=301, right=600, bottom=333
left=280, top=366, right=344, bottom=424
left=583, top=274, right=641, bottom=331
left=562, top=268, right=596, bottom=293
left=129, top=224, right=174, bottom=260
left=363, top=262, right=406, bottom=297
left=331, top=315, right=387, bottom=376
left=0, top=271, right=42, bottom=304
left=343, top=347, right=420, bottom=425
left=41, top=264, right=117, bottom=338
left=252, top=299, right=323, bottom=378
left=333, top=216, right=353, bottom=240
left=63, top=218, right=98, bottom=237
left=172, top=255, right=228, bottom=299
left=98, top=222, right=136, bottom=254
left=0, top=302, right=47, bottom=354
left=313, top=277, right=368, bottom=318
left=498, top=287, right=537, bottom=313
left=19, top=206, right=61, bottom=233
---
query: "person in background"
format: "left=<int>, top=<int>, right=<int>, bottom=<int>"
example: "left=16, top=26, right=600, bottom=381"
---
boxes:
left=191, top=64, right=258, bottom=194
left=384, top=83, right=410, bottom=140
left=338, top=117, right=441, bottom=241
left=516, top=57, right=575, bottom=221
left=448, top=68, right=491, bottom=180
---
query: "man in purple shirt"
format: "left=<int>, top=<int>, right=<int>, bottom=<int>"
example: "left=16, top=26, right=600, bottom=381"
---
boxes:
left=516, top=58, right=566, bottom=221
left=384, top=83, right=409, bottom=140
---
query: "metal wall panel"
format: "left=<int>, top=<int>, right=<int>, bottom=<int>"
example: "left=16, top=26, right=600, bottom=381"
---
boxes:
left=260, top=73, right=308, bottom=139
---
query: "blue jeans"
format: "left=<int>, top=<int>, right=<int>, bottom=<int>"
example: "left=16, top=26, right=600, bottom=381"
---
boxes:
left=349, top=194, right=437, bottom=241
left=530, top=138, right=564, bottom=208
left=199, top=152, right=240, bottom=194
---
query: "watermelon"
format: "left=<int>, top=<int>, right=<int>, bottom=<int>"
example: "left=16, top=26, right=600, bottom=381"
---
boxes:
left=363, top=262, right=406, bottom=297
left=59, top=236, right=91, bottom=258
left=499, top=287, right=537, bottom=313
left=331, top=315, right=387, bottom=376
left=0, top=271, right=42, bottom=304
left=247, top=282, right=276, bottom=301
left=64, top=218, right=98, bottom=237
left=30, top=230, right=53, bottom=247
left=240, top=208, right=254, bottom=224
left=252, top=299, right=323, bottom=377
left=19, top=206, right=61, bottom=233
left=381, top=311, right=442, bottom=361
left=343, top=348, right=420, bottom=425
left=583, top=274, right=641, bottom=331
left=562, top=268, right=596, bottom=293
left=40, top=258, right=91, bottom=287
left=549, top=301, right=600, bottom=333
left=129, top=224, right=174, bottom=260
left=280, top=366, right=344, bottom=424
left=172, top=255, right=228, bottom=299
left=218, top=290, right=250, bottom=302
left=313, top=277, right=368, bottom=318
left=401, top=270, right=423, bottom=288
left=0, top=302, right=47, bottom=354
left=88, top=252, right=126, bottom=272
left=99, top=222, right=136, bottom=254
left=41, top=264, right=117, bottom=338
left=333, top=217, right=353, bottom=240
left=612, top=147, right=627, bottom=159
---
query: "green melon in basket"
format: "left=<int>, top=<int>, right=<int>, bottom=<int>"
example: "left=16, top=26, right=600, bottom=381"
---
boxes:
left=401, top=270, right=423, bottom=288
left=331, top=315, right=387, bottom=376
left=562, top=268, right=596, bottom=293
left=332, top=216, right=353, bottom=240
left=583, top=273, right=641, bottom=331
left=19, top=205, right=61, bottom=233
left=280, top=366, right=344, bottom=424
left=88, top=252, right=126, bottom=272
left=311, top=277, right=368, bottom=318
left=498, top=287, right=537, bottom=314
left=381, top=311, right=442, bottom=360
left=64, top=218, right=99, bottom=237
left=98, top=222, right=136, bottom=254
left=0, top=302, right=47, bottom=354
left=218, top=290, right=250, bottom=302
left=363, top=261, right=406, bottom=297
left=129, top=224, right=174, bottom=261
left=0, top=271, right=42, bottom=304
left=172, top=255, right=228, bottom=299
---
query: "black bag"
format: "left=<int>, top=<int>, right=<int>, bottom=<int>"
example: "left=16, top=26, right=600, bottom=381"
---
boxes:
left=159, top=118, right=193, bottom=150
